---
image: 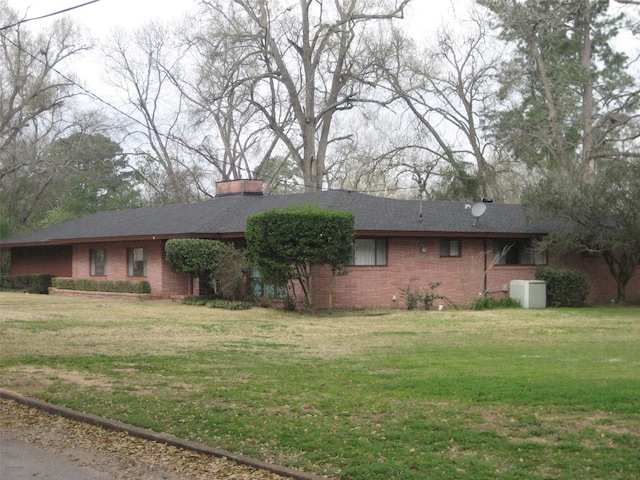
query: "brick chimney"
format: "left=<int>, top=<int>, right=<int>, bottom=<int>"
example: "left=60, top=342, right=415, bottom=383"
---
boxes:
left=215, top=179, right=264, bottom=197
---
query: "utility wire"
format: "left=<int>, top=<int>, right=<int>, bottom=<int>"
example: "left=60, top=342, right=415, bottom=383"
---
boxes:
left=0, top=2, right=423, bottom=198
left=0, top=26, right=298, bottom=193
left=0, top=0, right=102, bottom=31
left=1, top=27, right=420, bottom=197
left=0, top=28, right=148, bottom=133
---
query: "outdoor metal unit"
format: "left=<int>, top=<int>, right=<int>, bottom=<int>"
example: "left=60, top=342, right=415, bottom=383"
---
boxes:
left=509, top=280, right=547, bottom=309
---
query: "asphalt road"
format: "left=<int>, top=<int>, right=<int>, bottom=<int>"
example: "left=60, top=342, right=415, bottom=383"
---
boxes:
left=0, top=391, right=327, bottom=480
left=0, top=433, right=112, bottom=480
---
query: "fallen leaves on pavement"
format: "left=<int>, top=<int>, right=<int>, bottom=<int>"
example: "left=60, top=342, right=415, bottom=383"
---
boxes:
left=0, top=399, right=289, bottom=480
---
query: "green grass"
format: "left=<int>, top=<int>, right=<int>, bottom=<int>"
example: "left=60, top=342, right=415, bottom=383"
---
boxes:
left=1, top=292, right=639, bottom=479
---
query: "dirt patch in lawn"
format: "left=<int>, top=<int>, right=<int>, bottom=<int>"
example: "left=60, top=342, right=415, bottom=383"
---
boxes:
left=475, top=406, right=640, bottom=447
left=3, top=366, right=115, bottom=395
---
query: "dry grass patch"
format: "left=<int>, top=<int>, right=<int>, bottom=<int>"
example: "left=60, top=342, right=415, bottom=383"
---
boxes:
left=1, top=292, right=639, bottom=480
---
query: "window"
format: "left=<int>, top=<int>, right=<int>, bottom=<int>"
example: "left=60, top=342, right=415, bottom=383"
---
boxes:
left=90, top=249, right=107, bottom=276
left=353, top=239, right=387, bottom=266
left=250, top=266, right=287, bottom=298
left=127, top=248, right=147, bottom=276
left=493, top=239, right=547, bottom=265
left=440, top=239, right=461, bottom=257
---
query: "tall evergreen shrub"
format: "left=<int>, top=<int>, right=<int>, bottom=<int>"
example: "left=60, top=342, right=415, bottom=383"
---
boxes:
left=246, top=205, right=355, bottom=308
left=535, top=266, right=589, bottom=307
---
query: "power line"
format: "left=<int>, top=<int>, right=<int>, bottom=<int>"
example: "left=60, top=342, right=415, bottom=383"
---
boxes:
left=0, top=28, right=148, bottom=131
left=0, top=7, right=423, bottom=199
left=0, top=29, right=420, bottom=198
left=0, top=0, right=102, bottom=31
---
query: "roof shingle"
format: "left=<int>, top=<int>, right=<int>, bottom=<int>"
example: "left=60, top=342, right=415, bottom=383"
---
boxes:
left=1, top=191, right=563, bottom=247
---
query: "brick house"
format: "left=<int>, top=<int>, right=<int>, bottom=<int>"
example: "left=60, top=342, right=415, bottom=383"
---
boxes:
left=2, top=180, right=637, bottom=307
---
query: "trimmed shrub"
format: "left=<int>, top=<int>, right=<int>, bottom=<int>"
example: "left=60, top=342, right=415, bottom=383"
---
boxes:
left=207, top=299, right=252, bottom=310
left=136, top=281, right=151, bottom=294
left=51, top=277, right=150, bottom=295
left=535, top=266, right=589, bottom=307
left=0, top=274, right=54, bottom=294
left=246, top=205, right=355, bottom=309
left=52, top=277, right=74, bottom=290
left=165, top=239, right=251, bottom=301
left=181, top=296, right=207, bottom=306
left=471, top=295, right=522, bottom=310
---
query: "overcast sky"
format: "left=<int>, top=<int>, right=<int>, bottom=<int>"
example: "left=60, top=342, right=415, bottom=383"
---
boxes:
left=8, top=0, right=197, bottom=34
left=9, top=0, right=465, bottom=38
left=5, top=0, right=469, bottom=114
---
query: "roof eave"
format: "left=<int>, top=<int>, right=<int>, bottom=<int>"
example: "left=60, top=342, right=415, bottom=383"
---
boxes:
left=1, top=229, right=552, bottom=249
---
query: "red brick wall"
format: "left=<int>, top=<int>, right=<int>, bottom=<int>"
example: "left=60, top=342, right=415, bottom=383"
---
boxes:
left=14, top=236, right=637, bottom=305
left=216, top=179, right=263, bottom=196
left=10, top=246, right=72, bottom=277
left=72, top=241, right=191, bottom=298
left=161, top=242, right=195, bottom=297
left=555, top=254, right=640, bottom=303
left=312, top=238, right=494, bottom=309
left=310, top=237, right=637, bottom=309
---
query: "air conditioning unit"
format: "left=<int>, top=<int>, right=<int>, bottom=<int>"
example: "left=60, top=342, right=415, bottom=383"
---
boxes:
left=509, top=280, right=546, bottom=309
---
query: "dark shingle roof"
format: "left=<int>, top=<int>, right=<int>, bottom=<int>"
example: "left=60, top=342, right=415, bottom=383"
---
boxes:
left=1, top=190, right=564, bottom=247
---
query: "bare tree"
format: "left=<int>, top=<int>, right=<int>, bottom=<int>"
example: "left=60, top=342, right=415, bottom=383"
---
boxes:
left=371, top=6, right=505, bottom=200
left=175, top=8, right=280, bottom=183
left=194, top=0, right=411, bottom=192
left=0, top=5, right=89, bottom=181
left=103, top=23, right=200, bottom=204
left=0, top=3, right=92, bottom=234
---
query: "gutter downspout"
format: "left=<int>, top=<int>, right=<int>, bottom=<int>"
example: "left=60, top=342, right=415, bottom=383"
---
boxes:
left=483, top=238, right=488, bottom=295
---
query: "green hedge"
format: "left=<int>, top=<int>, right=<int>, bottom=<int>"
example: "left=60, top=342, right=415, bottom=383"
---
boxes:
left=0, top=274, right=54, bottom=294
left=52, top=277, right=151, bottom=294
left=471, top=295, right=522, bottom=310
left=535, top=266, right=589, bottom=307
left=207, top=299, right=252, bottom=310
left=181, top=296, right=207, bottom=306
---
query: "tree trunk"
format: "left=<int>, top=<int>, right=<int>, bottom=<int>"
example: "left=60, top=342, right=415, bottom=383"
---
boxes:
left=580, top=0, right=596, bottom=182
left=524, top=31, right=568, bottom=174
left=603, top=251, right=635, bottom=303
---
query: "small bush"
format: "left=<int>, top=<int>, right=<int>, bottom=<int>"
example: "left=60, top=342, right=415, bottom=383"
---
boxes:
left=207, top=299, right=252, bottom=310
left=0, top=274, right=54, bottom=294
left=535, top=266, right=589, bottom=307
left=471, top=295, right=522, bottom=310
left=400, top=285, right=422, bottom=310
left=400, top=282, right=453, bottom=310
left=136, top=281, right=151, bottom=294
left=282, top=295, right=299, bottom=311
left=256, top=297, right=275, bottom=308
left=182, top=296, right=207, bottom=306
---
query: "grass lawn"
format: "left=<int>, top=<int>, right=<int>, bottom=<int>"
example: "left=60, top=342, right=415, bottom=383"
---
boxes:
left=1, top=292, right=638, bottom=479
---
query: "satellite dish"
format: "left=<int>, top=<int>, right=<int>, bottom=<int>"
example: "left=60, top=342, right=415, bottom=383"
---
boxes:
left=469, top=202, right=487, bottom=227
left=471, top=202, right=487, bottom=218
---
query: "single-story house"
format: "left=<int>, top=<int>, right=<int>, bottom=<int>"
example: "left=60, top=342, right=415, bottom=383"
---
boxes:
left=2, top=180, right=637, bottom=307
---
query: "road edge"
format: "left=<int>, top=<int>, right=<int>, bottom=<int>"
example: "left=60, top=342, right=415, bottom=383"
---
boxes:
left=0, top=389, right=329, bottom=480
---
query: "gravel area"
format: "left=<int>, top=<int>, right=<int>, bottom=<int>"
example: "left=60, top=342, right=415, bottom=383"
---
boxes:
left=0, top=399, right=289, bottom=480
